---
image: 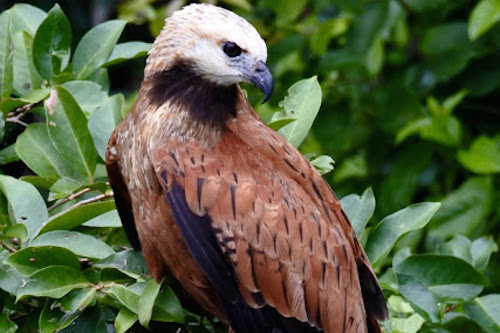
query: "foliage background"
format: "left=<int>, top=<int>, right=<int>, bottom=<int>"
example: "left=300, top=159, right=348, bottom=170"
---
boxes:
left=0, top=0, right=499, bottom=332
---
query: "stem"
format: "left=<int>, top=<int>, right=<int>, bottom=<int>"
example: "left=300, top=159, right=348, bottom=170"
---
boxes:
left=0, top=240, right=17, bottom=253
left=48, top=187, right=93, bottom=212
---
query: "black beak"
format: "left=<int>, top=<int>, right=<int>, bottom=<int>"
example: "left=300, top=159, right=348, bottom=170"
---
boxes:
left=250, top=61, right=274, bottom=103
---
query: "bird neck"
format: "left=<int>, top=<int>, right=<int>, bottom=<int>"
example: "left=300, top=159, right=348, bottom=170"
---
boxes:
left=145, top=61, right=238, bottom=129
left=135, top=61, right=242, bottom=149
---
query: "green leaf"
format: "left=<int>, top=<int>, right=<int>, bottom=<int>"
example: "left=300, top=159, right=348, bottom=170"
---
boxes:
left=4, top=245, right=80, bottom=276
left=421, top=22, right=475, bottom=82
left=395, top=254, right=484, bottom=302
left=15, top=123, right=73, bottom=178
left=115, top=307, right=137, bottom=333
left=88, top=94, right=124, bottom=160
left=465, top=294, right=500, bottom=333
left=458, top=135, right=500, bottom=174
left=0, top=9, right=13, bottom=99
left=60, top=288, right=96, bottom=312
left=2, top=223, right=28, bottom=243
left=94, top=250, right=148, bottom=278
left=0, top=252, right=22, bottom=294
left=37, top=200, right=115, bottom=235
left=428, top=177, right=493, bottom=240
left=32, top=4, right=71, bottom=80
left=0, top=312, right=17, bottom=333
left=0, top=144, right=19, bottom=165
left=471, top=236, right=498, bottom=270
left=108, top=284, right=140, bottom=313
left=103, top=41, right=152, bottom=67
left=340, top=187, right=376, bottom=238
left=439, top=235, right=473, bottom=264
left=390, top=313, right=426, bottom=333
left=151, top=284, right=184, bottom=323
left=73, top=20, right=126, bottom=80
left=82, top=209, right=122, bottom=228
left=277, top=76, right=322, bottom=147
left=11, top=31, right=43, bottom=95
left=9, top=4, right=48, bottom=92
left=9, top=3, right=46, bottom=36
left=48, top=178, right=83, bottom=201
left=396, top=116, right=462, bottom=146
left=45, top=86, right=98, bottom=182
left=39, top=300, right=65, bottom=333
left=138, top=278, right=162, bottom=328
left=468, top=0, right=500, bottom=40
left=309, top=155, right=335, bottom=175
left=396, top=273, right=441, bottom=323
left=266, top=117, right=296, bottom=131
left=0, top=175, right=48, bottom=239
left=31, top=231, right=114, bottom=259
left=366, top=202, right=441, bottom=266
left=333, top=152, right=368, bottom=183
left=17, top=265, right=89, bottom=301
left=61, top=80, right=108, bottom=116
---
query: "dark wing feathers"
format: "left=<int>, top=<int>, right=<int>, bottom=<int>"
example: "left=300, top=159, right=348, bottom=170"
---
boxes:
left=164, top=176, right=320, bottom=333
left=165, top=180, right=239, bottom=302
left=106, top=144, right=141, bottom=250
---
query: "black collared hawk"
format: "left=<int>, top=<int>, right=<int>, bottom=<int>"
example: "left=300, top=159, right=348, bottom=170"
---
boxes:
left=106, top=4, right=387, bottom=332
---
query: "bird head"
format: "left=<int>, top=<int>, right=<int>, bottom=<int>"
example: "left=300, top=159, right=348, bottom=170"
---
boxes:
left=147, top=4, right=274, bottom=102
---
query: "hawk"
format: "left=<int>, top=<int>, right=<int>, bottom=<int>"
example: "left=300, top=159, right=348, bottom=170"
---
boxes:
left=106, top=4, right=387, bottom=332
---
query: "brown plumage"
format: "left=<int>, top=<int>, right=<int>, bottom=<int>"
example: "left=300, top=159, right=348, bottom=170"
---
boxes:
left=106, top=4, right=387, bottom=333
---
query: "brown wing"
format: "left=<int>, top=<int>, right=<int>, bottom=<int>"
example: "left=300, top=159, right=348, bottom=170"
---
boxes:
left=152, top=114, right=385, bottom=332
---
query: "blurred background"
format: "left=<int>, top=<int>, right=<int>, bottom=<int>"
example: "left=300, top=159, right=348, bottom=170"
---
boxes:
left=2, top=0, right=499, bottom=290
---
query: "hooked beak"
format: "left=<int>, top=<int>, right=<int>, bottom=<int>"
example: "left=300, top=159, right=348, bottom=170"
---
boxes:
left=248, top=61, right=274, bottom=103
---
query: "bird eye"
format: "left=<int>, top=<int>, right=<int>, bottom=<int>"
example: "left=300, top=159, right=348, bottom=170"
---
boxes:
left=222, top=41, right=242, bottom=57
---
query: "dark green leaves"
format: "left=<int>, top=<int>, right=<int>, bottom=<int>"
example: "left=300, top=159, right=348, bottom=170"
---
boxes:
left=32, top=4, right=71, bottom=80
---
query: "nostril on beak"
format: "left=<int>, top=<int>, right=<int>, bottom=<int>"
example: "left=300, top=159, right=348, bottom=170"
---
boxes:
left=255, top=61, right=268, bottom=73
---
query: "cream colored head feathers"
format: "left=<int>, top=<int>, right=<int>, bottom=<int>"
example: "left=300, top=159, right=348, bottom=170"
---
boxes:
left=146, top=4, right=268, bottom=87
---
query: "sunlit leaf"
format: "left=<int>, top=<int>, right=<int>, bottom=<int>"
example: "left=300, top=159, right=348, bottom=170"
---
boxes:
left=73, top=20, right=126, bottom=80
left=458, top=135, right=500, bottom=174
left=277, top=76, right=322, bottom=147
left=340, top=187, right=375, bottom=238
left=468, top=0, right=500, bottom=40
